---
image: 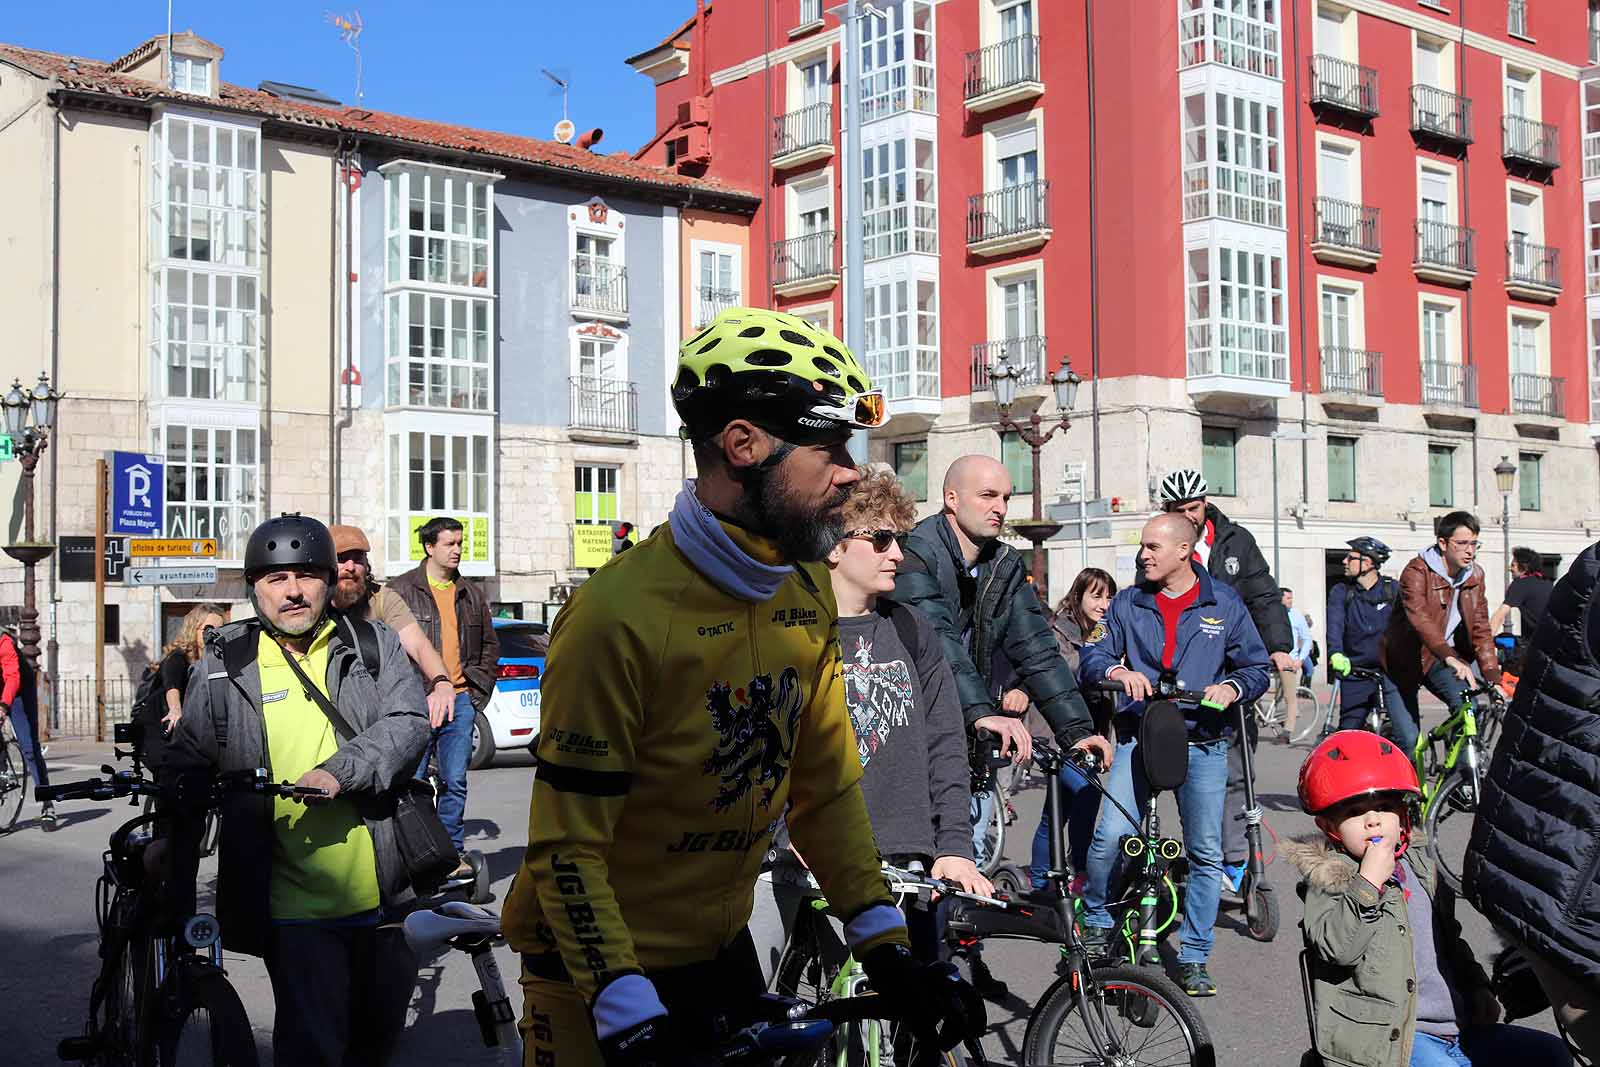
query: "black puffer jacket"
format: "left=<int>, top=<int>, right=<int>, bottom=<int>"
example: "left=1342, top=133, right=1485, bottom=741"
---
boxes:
left=885, top=513, right=1092, bottom=745
left=1464, top=540, right=1600, bottom=984
left=1205, top=503, right=1293, bottom=655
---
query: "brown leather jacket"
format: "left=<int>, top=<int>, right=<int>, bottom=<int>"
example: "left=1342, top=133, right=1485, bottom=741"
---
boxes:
left=1380, top=552, right=1501, bottom=689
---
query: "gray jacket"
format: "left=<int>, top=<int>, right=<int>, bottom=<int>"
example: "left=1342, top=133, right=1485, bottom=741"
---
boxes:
left=171, top=616, right=430, bottom=958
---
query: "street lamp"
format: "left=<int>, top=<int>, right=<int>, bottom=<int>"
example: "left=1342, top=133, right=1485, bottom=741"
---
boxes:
left=990, top=352, right=1081, bottom=592
left=3, top=372, right=64, bottom=672
left=1494, top=455, right=1517, bottom=589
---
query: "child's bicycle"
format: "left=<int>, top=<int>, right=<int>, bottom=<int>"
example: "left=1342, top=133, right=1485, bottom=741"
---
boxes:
left=1414, top=681, right=1506, bottom=894
left=404, top=901, right=981, bottom=1066
left=938, top=737, right=1215, bottom=1066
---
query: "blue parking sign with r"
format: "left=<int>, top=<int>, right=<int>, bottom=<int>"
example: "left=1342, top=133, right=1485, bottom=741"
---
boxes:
left=109, top=451, right=165, bottom=536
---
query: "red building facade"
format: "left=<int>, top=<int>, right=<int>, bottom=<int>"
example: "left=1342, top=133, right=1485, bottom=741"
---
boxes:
left=629, top=0, right=1600, bottom=615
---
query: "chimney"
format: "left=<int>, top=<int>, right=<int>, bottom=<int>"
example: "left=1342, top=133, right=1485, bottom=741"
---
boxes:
left=576, top=128, right=604, bottom=151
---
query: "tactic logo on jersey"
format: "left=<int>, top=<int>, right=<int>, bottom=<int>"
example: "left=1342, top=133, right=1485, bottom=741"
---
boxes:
left=702, top=667, right=803, bottom=812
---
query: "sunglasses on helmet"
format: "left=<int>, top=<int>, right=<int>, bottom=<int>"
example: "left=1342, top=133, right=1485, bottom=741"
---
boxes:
left=810, top=391, right=889, bottom=429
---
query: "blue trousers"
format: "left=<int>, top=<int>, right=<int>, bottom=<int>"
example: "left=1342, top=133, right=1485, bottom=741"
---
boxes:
left=414, top=691, right=474, bottom=852
left=7, top=686, right=49, bottom=787
left=1028, top=761, right=1099, bottom=889
left=1339, top=670, right=1417, bottom=754
left=970, top=786, right=996, bottom=869
left=1409, top=1025, right=1572, bottom=1066
left=1081, top=734, right=1230, bottom=964
left=1398, top=661, right=1472, bottom=752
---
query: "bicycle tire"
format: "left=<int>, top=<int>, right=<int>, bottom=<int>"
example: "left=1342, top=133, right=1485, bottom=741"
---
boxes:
left=0, top=734, right=28, bottom=832
left=1424, top=771, right=1478, bottom=897
left=149, top=962, right=260, bottom=1067
left=1293, top=686, right=1320, bottom=736
left=1244, top=884, right=1279, bottom=943
left=1022, top=963, right=1215, bottom=1067
left=1291, top=684, right=1331, bottom=744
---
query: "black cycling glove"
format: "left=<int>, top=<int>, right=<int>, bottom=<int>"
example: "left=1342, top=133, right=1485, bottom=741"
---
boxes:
left=859, top=943, right=986, bottom=1051
left=597, top=1013, right=715, bottom=1067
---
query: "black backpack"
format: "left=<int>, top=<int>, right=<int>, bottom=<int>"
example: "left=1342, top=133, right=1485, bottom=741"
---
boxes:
left=203, top=612, right=383, bottom=748
left=132, top=661, right=165, bottom=725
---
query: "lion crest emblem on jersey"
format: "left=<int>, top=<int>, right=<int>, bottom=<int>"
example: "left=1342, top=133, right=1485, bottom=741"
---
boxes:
left=702, top=667, right=804, bottom=813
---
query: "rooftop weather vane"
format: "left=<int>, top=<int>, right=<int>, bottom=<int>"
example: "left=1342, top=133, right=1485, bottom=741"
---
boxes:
left=326, top=9, right=365, bottom=103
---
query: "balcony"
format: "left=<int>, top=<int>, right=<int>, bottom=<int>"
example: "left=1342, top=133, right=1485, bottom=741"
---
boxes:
left=1502, top=115, right=1561, bottom=169
left=1320, top=347, right=1384, bottom=405
left=866, top=347, right=941, bottom=421
left=1421, top=360, right=1478, bottom=409
left=1590, top=377, right=1600, bottom=429
left=971, top=336, right=1047, bottom=393
left=963, top=35, right=1043, bottom=113
left=693, top=286, right=739, bottom=329
left=771, top=102, right=833, bottom=169
left=1511, top=372, right=1565, bottom=419
left=773, top=231, right=839, bottom=297
left=1505, top=240, right=1561, bottom=302
left=966, top=179, right=1051, bottom=257
left=569, top=376, right=638, bottom=435
left=1177, top=7, right=1280, bottom=78
left=1309, top=55, right=1380, bottom=118
left=1411, top=84, right=1473, bottom=145
left=1414, top=220, right=1477, bottom=286
left=1586, top=127, right=1600, bottom=179
left=1186, top=346, right=1291, bottom=400
left=571, top=258, right=628, bottom=321
left=1311, top=197, right=1382, bottom=268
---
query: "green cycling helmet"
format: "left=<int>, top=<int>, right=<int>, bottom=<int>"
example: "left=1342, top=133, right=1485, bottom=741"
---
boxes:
left=672, top=307, right=888, bottom=444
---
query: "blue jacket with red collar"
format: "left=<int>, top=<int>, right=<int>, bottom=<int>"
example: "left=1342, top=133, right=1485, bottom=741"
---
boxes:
left=1078, top=563, right=1272, bottom=739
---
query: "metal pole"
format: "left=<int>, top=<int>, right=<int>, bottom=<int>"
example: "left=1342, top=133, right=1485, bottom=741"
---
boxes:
left=95, top=458, right=106, bottom=744
left=1502, top=492, right=1512, bottom=588
left=1030, top=410, right=1044, bottom=591
left=1079, top=470, right=1088, bottom=572
left=18, top=448, right=42, bottom=670
left=843, top=0, right=868, bottom=462
left=1271, top=435, right=1281, bottom=580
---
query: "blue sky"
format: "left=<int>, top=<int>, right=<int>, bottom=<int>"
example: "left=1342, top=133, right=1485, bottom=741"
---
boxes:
left=3, top=0, right=693, bottom=155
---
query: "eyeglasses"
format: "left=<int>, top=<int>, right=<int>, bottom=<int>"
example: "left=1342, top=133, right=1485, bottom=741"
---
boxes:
left=844, top=529, right=899, bottom=552
left=1447, top=539, right=1480, bottom=550
left=1343, top=554, right=1363, bottom=563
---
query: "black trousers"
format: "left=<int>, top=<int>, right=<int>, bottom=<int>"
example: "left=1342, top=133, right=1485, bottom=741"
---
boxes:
left=264, top=920, right=418, bottom=1067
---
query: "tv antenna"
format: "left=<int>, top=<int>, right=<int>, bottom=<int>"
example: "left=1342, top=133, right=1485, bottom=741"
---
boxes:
left=326, top=10, right=365, bottom=103
left=541, top=68, right=573, bottom=143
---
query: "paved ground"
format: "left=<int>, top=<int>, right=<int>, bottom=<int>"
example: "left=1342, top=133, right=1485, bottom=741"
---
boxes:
left=0, top=694, right=1566, bottom=1064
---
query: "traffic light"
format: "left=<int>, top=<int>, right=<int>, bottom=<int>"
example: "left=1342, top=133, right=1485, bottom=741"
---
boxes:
left=612, top=521, right=636, bottom=556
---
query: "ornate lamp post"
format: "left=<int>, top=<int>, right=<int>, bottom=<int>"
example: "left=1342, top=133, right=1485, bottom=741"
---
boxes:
left=990, top=353, right=1081, bottom=592
left=1494, top=455, right=1517, bottom=590
left=3, top=373, right=63, bottom=670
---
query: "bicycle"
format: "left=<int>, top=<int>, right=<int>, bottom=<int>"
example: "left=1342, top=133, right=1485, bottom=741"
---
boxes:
left=1414, top=681, right=1506, bottom=895
left=1, top=713, right=29, bottom=832
left=41, top=721, right=327, bottom=1066
left=404, top=900, right=985, bottom=1066
left=971, top=727, right=1011, bottom=877
left=1256, top=673, right=1320, bottom=739
left=936, top=736, right=1215, bottom=1066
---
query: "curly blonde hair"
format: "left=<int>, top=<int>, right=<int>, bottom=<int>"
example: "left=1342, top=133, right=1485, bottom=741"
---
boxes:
left=841, top=465, right=919, bottom=534
left=160, top=603, right=231, bottom=663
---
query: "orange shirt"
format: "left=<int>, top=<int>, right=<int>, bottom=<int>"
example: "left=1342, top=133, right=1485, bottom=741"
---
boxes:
left=429, top=576, right=466, bottom=691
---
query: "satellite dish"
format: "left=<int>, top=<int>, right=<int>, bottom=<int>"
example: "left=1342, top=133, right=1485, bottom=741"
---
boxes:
left=554, top=119, right=575, bottom=144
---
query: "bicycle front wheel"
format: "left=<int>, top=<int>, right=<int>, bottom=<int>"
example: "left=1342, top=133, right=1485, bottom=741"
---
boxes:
left=1425, top=771, right=1480, bottom=896
left=1291, top=683, right=1330, bottom=743
left=1023, top=964, right=1214, bottom=1067
left=150, top=963, right=260, bottom=1067
left=979, top=792, right=1005, bottom=876
left=0, top=733, right=28, bottom=832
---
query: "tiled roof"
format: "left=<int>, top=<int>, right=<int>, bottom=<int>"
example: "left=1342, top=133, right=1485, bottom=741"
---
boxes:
left=0, top=40, right=756, bottom=206
left=623, top=5, right=705, bottom=66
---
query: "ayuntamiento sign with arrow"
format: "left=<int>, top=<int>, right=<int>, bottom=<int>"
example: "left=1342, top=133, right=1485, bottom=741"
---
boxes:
left=125, top=565, right=219, bottom=587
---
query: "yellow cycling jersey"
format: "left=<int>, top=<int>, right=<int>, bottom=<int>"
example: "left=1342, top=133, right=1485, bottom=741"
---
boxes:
left=501, top=517, right=907, bottom=1003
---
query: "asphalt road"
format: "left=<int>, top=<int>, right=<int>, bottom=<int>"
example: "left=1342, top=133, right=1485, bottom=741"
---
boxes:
left=0, top=701, right=1567, bottom=1066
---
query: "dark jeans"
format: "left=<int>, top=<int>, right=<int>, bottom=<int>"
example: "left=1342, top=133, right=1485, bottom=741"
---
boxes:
left=265, top=920, right=418, bottom=1067
left=1338, top=670, right=1417, bottom=754
left=413, top=691, right=474, bottom=852
left=7, top=686, right=49, bottom=788
left=1398, top=662, right=1472, bottom=751
left=1222, top=710, right=1257, bottom=867
left=1029, top=760, right=1100, bottom=889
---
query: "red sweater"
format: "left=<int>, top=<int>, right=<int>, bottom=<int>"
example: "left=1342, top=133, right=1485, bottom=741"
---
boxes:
left=0, top=633, right=20, bottom=706
left=1155, top=583, right=1201, bottom=668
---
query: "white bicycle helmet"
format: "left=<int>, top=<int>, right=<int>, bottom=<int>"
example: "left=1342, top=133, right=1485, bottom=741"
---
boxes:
left=1158, top=469, right=1208, bottom=505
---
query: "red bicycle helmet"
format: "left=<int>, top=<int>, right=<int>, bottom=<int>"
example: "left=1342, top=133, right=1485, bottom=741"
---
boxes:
left=1297, top=730, right=1421, bottom=815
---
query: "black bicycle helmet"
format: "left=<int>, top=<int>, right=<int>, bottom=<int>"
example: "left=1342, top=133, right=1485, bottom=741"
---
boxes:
left=1346, top=536, right=1391, bottom=566
left=244, top=513, right=337, bottom=584
left=672, top=307, right=887, bottom=445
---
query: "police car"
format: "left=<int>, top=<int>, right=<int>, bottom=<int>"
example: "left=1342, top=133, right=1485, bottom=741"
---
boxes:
left=468, top=618, right=547, bottom=770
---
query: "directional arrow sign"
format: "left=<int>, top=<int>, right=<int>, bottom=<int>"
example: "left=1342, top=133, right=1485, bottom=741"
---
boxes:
left=125, top=565, right=218, bottom=587
left=129, top=538, right=217, bottom=558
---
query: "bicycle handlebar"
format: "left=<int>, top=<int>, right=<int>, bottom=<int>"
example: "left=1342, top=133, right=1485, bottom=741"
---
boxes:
left=1087, top=676, right=1227, bottom=710
left=36, top=767, right=327, bottom=806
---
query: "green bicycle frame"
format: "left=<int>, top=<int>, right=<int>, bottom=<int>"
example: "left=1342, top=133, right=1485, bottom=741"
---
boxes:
left=1413, top=696, right=1480, bottom=820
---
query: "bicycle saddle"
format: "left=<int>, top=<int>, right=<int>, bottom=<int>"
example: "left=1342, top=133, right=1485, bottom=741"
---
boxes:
left=1139, top=700, right=1190, bottom=792
left=403, top=900, right=502, bottom=953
